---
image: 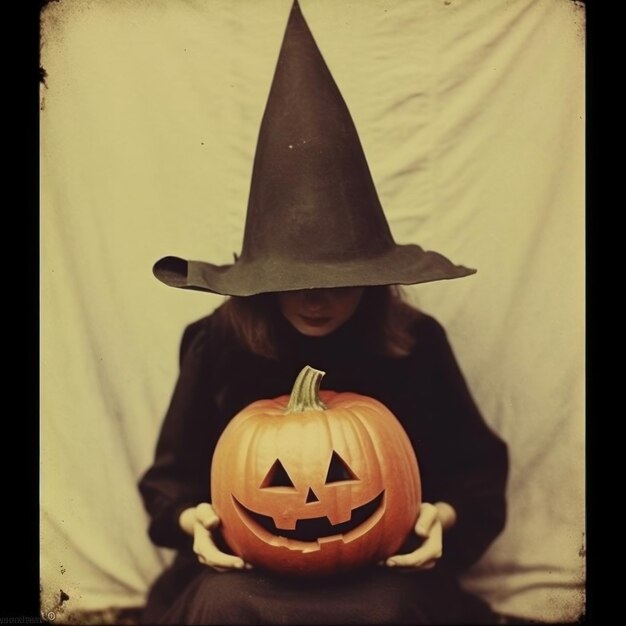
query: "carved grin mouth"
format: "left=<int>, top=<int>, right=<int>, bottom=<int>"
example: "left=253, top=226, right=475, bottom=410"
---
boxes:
left=232, top=490, right=385, bottom=542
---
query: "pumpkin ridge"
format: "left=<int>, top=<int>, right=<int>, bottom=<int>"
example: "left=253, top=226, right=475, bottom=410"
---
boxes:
left=328, top=396, right=392, bottom=413
left=326, top=407, right=383, bottom=504
left=357, top=405, right=421, bottom=520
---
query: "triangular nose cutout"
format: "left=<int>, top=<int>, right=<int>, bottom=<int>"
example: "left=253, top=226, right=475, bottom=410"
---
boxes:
left=305, top=488, right=319, bottom=503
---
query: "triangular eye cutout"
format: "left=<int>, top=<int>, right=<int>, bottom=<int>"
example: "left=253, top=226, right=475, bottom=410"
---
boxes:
left=260, top=459, right=295, bottom=488
left=325, top=451, right=359, bottom=483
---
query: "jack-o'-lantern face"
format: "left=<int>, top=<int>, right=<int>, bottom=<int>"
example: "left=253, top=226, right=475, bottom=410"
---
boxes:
left=211, top=366, right=421, bottom=576
left=232, top=450, right=386, bottom=554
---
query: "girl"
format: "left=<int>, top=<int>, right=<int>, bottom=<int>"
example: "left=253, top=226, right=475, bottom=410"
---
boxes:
left=139, top=2, right=508, bottom=623
left=139, top=287, right=508, bottom=624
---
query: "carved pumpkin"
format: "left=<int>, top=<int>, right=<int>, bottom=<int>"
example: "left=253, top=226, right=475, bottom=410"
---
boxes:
left=211, top=365, right=421, bottom=576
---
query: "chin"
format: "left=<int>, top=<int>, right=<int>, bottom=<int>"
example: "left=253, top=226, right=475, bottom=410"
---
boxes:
left=296, top=325, right=335, bottom=337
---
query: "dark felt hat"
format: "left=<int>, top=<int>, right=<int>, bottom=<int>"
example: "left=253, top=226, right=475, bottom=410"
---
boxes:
left=154, top=1, right=476, bottom=296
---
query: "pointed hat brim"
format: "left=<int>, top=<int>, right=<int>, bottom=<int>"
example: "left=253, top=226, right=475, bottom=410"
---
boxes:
left=154, top=246, right=476, bottom=297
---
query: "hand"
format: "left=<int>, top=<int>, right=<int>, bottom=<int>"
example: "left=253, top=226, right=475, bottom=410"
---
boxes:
left=180, top=503, right=253, bottom=572
left=382, top=502, right=456, bottom=570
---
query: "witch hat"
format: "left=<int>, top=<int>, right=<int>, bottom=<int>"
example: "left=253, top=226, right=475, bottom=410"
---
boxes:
left=154, top=0, right=475, bottom=296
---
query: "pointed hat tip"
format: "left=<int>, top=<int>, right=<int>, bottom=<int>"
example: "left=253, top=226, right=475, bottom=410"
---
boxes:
left=290, top=0, right=303, bottom=18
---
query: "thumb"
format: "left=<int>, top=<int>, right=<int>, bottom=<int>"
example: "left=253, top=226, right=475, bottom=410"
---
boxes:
left=196, top=503, right=220, bottom=529
left=415, top=503, right=438, bottom=538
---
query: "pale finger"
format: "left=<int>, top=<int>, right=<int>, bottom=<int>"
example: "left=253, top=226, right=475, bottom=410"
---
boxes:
left=193, top=526, right=249, bottom=570
left=197, top=546, right=248, bottom=570
left=196, top=553, right=234, bottom=573
left=197, top=552, right=253, bottom=572
left=196, top=503, right=220, bottom=529
left=414, top=503, right=438, bottom=538
left=387, top=522, right=442, bottom=568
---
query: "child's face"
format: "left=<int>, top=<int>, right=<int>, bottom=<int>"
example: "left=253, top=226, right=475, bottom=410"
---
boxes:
left=278, top=287, right=365, bottom=337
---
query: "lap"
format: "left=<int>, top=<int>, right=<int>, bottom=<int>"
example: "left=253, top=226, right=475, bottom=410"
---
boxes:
left=144, top=556, right=496, bottom=625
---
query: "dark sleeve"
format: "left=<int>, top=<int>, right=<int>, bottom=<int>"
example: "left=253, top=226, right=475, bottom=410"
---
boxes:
left=138, top=317, right=222, bottom=551
left=410, top=317, right=509, bottom=573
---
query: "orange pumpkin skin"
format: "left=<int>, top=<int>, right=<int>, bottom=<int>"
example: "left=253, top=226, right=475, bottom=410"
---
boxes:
left=211, top=367, right=421, bottom=576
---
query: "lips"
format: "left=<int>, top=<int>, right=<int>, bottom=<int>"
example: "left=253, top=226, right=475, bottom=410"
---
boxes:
left=299, top=315, right=332, bottom=327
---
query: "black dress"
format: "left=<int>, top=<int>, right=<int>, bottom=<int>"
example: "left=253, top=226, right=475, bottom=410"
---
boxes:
left=139, top=305, right=508, bottom=625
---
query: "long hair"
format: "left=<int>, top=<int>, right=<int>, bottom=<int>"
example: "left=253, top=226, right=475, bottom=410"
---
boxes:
left=218, top=286, right=419, bottom=360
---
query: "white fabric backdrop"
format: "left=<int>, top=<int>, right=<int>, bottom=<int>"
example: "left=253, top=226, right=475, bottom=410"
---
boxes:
left=41, top=0, right=585, bottom=621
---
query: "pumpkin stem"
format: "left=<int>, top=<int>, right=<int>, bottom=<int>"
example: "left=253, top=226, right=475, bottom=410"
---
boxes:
left=285, top=365, right=327, bottom=414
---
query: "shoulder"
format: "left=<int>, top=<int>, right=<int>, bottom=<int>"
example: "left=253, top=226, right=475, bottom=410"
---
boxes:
left=404, top=307, right=450, bottom=354
left=411, top=309, right=446, bottom=337
left=398, top=300, right=447, bottom=339
left=178, top=303, right=236, bottom=364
